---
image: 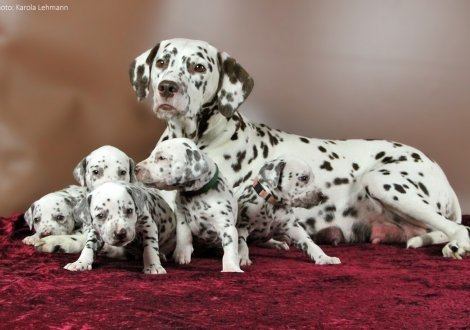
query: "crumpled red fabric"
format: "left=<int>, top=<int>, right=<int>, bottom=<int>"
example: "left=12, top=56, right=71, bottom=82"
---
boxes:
left=1, top=214, right=469, bottom=329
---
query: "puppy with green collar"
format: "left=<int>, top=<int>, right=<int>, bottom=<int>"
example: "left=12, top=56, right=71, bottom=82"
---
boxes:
left=136, top=138, right=242, bottom=273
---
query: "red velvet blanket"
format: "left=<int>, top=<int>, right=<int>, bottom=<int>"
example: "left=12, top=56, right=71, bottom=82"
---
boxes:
left=1, top=213, right=470, bottom=329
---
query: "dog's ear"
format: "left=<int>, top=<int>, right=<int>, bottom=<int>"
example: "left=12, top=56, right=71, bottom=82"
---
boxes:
left=259, top=159, right=286, bottom=190
left=129, top=43, right=160, bottom=102
left=216, top=52, right=254, bottom=118
left=73, top=157, right=87, bottom=187
left=184, top=148, right=209, bottom=181
left=73, top=194, right=93, bottom=226
left=128, top=158, right=137, bottom=183
left=24, top=202, right=36, bottom=230
left=64, top=196, right=79, bottom=209
left=126, top=186, right=147, bottom=216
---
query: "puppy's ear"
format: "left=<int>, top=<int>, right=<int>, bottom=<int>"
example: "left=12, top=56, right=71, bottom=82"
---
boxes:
left=64, top=196, right=79, bottom=209
left=216, top=52, right=254, bottom=118
left=73, top=157, right=87, bottom=187
left=24, top=202, right=36, bottom=230
left=126, top=186, right=147, bottom=216
left=184, top=148, right=209, bottom=181
left=129, top=43, right=160, bottom=102
left=73, top=194, right=93, bottom=226
left=259, top=160, right=286, bottom=190
left=128, top=158, right=137, bottom=183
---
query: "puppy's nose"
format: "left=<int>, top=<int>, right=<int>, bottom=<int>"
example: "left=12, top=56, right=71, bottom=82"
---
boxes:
left=158, top=80, right=179, bottom=98
left=114, top=228, right=127, bottom=241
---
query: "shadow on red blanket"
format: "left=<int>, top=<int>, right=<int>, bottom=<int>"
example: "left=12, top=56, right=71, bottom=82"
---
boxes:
left=1, top=213, right=469, bottom=329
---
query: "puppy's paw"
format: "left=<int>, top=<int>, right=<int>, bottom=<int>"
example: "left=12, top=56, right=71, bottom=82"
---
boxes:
left=315, top=255, right=341, bottom=265
left=23, top=235, right=38, bottom=245
left=143, top=266, right=167, bottom=274
left=221, top=267, right=244, bottom=273
left=172, top=245, right=193, bottom=264
left=443, top=227, right=470, bottom=260
left=64, top=261, right=92, bottom=271
left=406, top=236, right=423, bottom=249
left=258, top=239, right=290, bottom=251
left=34, top=235, right=85, bottom=253
left=240, top=257, right=252, bottom=266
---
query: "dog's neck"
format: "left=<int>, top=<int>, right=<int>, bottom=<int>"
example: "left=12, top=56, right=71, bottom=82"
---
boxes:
left=161, top=96, right=237, bottom=146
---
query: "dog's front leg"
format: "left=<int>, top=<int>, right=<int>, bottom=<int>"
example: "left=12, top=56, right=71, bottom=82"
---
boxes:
left=172, top=198, right=193, bottom=264
left=64, top=226, right=103, bottom=271
left=217, top=224, right=243, bottom=272
left=285, top=221, right=341, bottom=265
left=138, top=213, right=166, bottom=274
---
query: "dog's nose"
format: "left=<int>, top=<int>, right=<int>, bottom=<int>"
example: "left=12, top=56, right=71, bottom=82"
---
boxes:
left=114, top=228, right=127, bottom=241
left=158, top=80, right=179, bottom=98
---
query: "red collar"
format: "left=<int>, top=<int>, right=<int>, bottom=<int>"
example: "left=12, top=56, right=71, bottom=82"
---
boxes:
left=252, top=177, right=278, bottom=205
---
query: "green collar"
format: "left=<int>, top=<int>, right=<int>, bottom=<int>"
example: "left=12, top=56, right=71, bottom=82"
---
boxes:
left=181, top=164, right=219, bottom=198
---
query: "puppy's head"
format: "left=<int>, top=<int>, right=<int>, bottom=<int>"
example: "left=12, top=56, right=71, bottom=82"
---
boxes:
left=258, top=155, right=327, bottom=209
left=135, top=138, right=214, bottom=192
left=73, top=145, right=137, bottom=191
left=129, top=38, right=254, bottom=120
left=73, top=182, right=146, bottom=247
left=24, top=192, right=79, bottom=238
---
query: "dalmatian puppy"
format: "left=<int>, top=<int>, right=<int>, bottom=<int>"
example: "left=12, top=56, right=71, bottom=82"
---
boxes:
left=135, top=138, right=242, bottom=272
left=23, top=185, right=86, bottom=247
left=64, top=182, right=176, bottom=274
left=34, top=145, right=139, bottom=254
left=237, top=155, right=341, bottom=266
left=129, top=38, right=468, bottom=261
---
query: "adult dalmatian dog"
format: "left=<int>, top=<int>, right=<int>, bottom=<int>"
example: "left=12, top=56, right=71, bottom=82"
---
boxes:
left=238, top=155, right=341, bottom=266
left=129, top=38, right=468, bottom=261
left=33, top=145, right=139, bottom=255
left=135, top=138, right=242, bottom=272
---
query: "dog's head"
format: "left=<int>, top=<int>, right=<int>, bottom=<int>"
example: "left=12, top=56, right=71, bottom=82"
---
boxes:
left=135, top=138, right=214, bottom=192
left=257, top=155, right=327, bottom=209
left=24, top=192, right=79, bottom=238
left=129, top=38, right=254, bottom=120
left=73, top=145, right=137, bottom=191
left=73, top=182, right=146, bottom=247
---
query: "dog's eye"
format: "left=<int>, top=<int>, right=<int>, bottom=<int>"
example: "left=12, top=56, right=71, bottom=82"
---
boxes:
left=92, top=170, right=99, bottom=175
left=56, top=215, right=64, bottom=221
left=195, top=64, right=206, bottom=73
left=120, top=170, right=127, bottom=176
left=126, top=208, right=133, bottom=215
left=298, top=176, right=308, bottom=182
left=156, top=59, right=165, bottom=68
left=34, top=217, right=40, bottom=223
left=96, top=213, right=105, bottom=220
left=158, top=156, right=166, bottom=161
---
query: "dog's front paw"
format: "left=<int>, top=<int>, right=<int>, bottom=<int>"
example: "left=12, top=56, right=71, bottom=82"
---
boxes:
left=315, top=255, right=341, bottom=265
left=443, top=227, right=470, bottom=260
left=64, top=261, right=92, bottom=272
left=240, top=256, right=252, bottom=266
left=222, top=266, right=244, bottom=273
left=172, top=245, right=193, bottom=264
left=258, top=239, right=290, bottom=251
left=34, top=235, right=85, bottom=253
left=143, top=266, right=167, bottom=274
left=23, top=235, right=38, bottom=245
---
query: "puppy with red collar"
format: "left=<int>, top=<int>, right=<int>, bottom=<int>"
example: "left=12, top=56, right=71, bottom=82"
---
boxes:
left=237, top=155, right=341, bottom=266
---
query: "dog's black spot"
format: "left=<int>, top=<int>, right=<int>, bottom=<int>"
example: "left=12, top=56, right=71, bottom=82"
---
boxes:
left=383, top=184, right=391, bottom=191
left=394, top=184, right=406, bottom=194
left=342, top=207, right=358, bottom=218
left=412, top=153, right=422, bottom=162
left=318, top=146, right=327, bottom=153
left=352, top=163, right=360, bottom=171
left=351, top=223, right=371, bottom=243
left=333, top=178, right=349, bottom=185
left=375, top=151, right=385, bottom=160
left=418, top=182, right=429, bottom=196
left=320, top=161, right=333, bottom=171
left=300, top=137, right=309, bottom=144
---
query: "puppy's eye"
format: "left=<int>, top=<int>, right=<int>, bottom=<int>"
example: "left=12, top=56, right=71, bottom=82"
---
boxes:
left=56, top=215, right=64, bottom=221
left=156, top=59, right=165, bottom=68
left=298, top=176, right=308, bottom=182
left=96, top=213, right=105, bottom=220
left=92, top=170, right=99, bottom=175
left=126, top=208, right=134, bottom=215
left=195, top=64, right=206, bottom=73
left=34, top=217, right=40, bottom=223
left=158, top=156, right=166, bottom=161
left=120, top=170, right=127, bottom=176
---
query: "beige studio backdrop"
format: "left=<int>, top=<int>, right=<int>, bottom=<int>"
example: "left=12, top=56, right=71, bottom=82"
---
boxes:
left=0, top=0, right=469, bottom=216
